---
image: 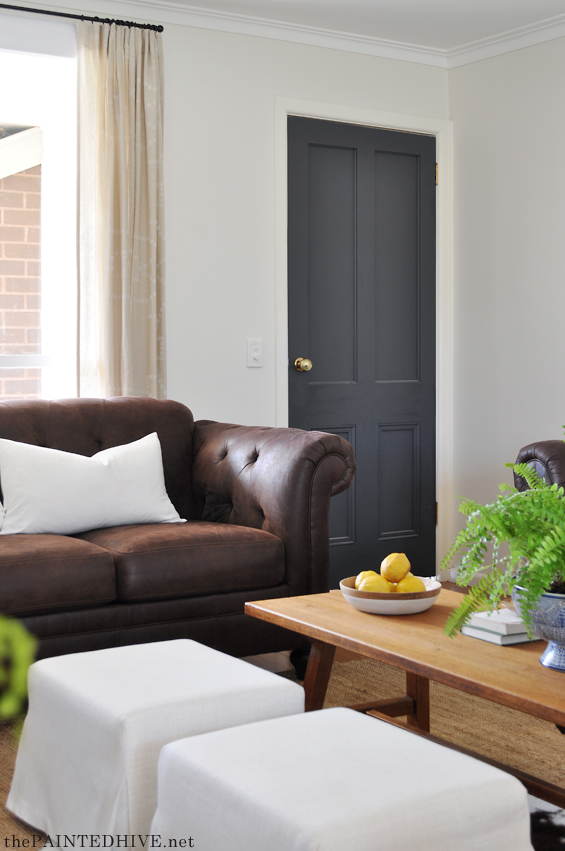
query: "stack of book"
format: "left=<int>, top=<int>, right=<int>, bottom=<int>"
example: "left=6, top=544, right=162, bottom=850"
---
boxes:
left=461, top=607, right=542, bottom=645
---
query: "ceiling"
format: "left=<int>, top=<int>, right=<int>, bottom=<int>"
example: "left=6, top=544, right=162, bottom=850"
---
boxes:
left=158, top=0, right=565, bottom=51
left=22, top=0, right=565, bottom=66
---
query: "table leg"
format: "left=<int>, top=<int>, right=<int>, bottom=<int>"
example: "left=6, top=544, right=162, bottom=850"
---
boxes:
left=406, top=672, right=430, bottom=731
left=302, top=640, right=336, bottom=711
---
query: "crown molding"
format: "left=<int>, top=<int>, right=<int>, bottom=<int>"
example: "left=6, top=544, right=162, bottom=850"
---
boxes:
left=447, top=12, right=565, bottom=68
left=37, top=0, right=447, bottom=66
left=4, top=0, right=565, bottom=69
left=158, top=3, right=448, bottom=66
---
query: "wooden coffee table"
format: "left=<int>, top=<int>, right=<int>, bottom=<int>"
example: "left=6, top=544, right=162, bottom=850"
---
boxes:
left=246, top=587, right=565, bottom=806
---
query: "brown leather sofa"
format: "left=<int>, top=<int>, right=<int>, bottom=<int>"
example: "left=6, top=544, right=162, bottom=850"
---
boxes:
left=0, top=397, right=355, bottom=660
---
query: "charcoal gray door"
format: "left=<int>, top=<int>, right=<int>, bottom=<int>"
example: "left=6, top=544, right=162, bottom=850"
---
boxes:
left=288, top=116, right=436, bottom=587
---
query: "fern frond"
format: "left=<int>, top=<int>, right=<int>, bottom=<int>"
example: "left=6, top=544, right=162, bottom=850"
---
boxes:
left=506, top=462, right=545, bottom=491
left=444, top=573, right=502, bottom=636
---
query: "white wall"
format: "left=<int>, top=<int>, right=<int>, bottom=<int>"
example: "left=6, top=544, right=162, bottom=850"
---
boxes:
left=163, top=24, right=448, bottom=423
left=449, top=39, right=565, bottom=532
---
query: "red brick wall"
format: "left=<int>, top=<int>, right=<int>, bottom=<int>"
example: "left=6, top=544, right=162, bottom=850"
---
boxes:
left=0, top=165, right=41, bottom=399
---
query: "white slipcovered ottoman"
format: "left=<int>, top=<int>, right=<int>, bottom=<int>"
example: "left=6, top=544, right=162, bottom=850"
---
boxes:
left=7, top=639, right=304, bottom=836
left=151, top=707, right=533, bottom=851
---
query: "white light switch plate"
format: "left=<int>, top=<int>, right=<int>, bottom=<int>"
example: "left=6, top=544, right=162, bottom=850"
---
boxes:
left=247, top=338, right=263, bottom=367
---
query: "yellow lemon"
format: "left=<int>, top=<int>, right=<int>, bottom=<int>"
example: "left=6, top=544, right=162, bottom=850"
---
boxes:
left=355, top=570, right=378, bottom=589
left=358, top=574, right=391, bottom=593
left=395, top=574, right=426, bottom=594
left=380, top=553, right=411, bottom=584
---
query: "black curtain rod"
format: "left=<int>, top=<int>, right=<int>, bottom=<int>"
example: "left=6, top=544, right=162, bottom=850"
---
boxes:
left=0, top=2, right=163, bottom=31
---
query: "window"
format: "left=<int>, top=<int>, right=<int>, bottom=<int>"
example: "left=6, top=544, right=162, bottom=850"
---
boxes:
left=0, top=16, right=77, bottom=399
left=0, top=126, right=42, bottom=399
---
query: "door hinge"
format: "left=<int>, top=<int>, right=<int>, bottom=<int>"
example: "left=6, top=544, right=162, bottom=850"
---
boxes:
left=435, top=163, right=438, bottom=186
left=435, top=501, right=439, bottom=525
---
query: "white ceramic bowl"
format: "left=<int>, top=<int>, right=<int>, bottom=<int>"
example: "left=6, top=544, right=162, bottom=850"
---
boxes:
left=340, top=575, right=441, bottom=615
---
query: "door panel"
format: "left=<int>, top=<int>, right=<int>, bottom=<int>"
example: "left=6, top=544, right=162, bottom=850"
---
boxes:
left=377, top=423, right=420, bottom=539
left=288, top=117, right=436, bottom=587
left=320, top=424, right=356, bottom=546
left=374, top=152, right=419, bottom=382
left=307, top=144, right=357, bottom=384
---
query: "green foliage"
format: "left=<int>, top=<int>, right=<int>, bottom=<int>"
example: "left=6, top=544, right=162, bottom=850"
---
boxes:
left=442, top=461, right=565, bottom=636
left=0, top=615, right=36, bottom=720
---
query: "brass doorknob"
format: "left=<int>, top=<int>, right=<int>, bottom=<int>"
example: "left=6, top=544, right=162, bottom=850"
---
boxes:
left=295, top=357, right=313, bottom=372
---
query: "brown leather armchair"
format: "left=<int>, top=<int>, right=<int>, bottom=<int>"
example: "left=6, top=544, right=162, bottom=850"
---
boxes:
left=514, top=440, right=565, bottom=491
left=0, top=397, right=355, bottom=660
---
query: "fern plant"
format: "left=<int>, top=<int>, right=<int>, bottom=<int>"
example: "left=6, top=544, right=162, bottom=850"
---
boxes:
left=443, top=462, right=565, bottom=637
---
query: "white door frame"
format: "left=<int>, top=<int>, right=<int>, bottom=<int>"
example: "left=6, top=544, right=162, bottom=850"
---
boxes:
left=274, top=97, right=454, bottom=574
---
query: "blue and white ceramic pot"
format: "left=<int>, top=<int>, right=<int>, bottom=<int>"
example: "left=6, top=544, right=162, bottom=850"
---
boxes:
left=512, top=585, right=565, bottom=671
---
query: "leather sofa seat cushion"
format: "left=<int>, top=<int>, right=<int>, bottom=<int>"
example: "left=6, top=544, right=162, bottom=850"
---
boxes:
left=77, top=522, right=286, bottom=603
left=1, top=534, right=117, bottom=616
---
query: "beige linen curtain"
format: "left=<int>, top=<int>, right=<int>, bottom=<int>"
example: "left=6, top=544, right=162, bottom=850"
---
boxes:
left=77, top=21, right=166, bottom=398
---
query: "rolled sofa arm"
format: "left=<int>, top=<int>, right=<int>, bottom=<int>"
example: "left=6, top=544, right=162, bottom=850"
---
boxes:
left=514, top=440, right=565, bottom=491
left=192, top=421, right=356, bottom=595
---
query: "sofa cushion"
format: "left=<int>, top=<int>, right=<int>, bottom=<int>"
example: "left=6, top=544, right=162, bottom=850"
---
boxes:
left=77, top=522, right=286, bottom=603
left=0, top=534, right=117, bottom=616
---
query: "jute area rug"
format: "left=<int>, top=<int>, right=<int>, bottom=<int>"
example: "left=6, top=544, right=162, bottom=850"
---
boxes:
left=1, top=657, right=564, bottom=848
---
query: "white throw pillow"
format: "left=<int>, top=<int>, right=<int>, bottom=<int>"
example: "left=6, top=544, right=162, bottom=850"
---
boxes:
left=0, top=432, right=185, bottom=536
